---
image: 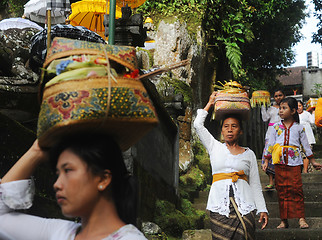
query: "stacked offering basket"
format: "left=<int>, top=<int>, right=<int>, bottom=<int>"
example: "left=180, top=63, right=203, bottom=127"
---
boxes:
left=37, top=37, right=158, bottom=151
left=250, top=90, right=270, bottom=107
left=213, top=81, right=251, bottom=120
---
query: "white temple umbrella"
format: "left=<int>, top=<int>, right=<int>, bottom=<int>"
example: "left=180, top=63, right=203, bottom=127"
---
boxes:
left=0, top=18, right=43, bottom=31
left=24, top=0, right=70, bottom=25
left=24, top=0, right=71, bottom=51
left=24, top=0, right=70, bottom=24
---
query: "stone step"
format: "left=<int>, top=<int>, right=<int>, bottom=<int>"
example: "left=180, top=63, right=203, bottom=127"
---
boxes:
left=262, top=189, right=322, bottom=202
left=183, top=227, right=322, bottom=240
left=255, top=217, right=322, bottom=229
left=261, top=182, right=322, bottom=191
left=182, top=229, right=211, bottom=240
left=255, top=228, right=322, bottom=240
left=260, top=172, right=322, bottom=183
left=183, top=218, right=322, bottom=240
left=266, top=202, right=322, bottom=218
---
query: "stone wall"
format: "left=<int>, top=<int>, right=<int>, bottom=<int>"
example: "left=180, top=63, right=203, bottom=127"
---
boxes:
left=302, top=68, right=322, bottom=98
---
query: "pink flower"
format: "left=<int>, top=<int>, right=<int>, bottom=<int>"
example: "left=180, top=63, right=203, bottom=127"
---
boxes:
left=288, top=149, right=295, bottom=158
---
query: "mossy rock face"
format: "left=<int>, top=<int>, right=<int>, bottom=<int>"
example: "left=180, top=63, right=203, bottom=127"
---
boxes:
left=192, top=141, right=212, bottom=183
left=155, top=209, right=191, bottom=237
left=154, top=199, right=206, bottom=238
left=180, top=165, right=206, bottom=200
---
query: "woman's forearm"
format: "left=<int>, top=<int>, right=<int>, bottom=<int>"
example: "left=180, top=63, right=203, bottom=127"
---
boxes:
left=1, top=140, right=46, bottom=184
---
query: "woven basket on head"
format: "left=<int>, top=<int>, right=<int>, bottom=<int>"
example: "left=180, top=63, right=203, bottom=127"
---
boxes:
left=37, top=37, right=158, bottom=151
left=214, top=91, right=250, bottom=121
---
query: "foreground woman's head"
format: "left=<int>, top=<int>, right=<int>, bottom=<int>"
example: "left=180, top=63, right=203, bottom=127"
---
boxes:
left=50, top=133, right=137, bottom=224
left=221, top=115, right=243, bottom=144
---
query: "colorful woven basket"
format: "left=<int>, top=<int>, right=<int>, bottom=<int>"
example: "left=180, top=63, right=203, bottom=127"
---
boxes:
left=44, top=37, right=138, bottom=71
left=250, top=90, right=270, bottom=107
left=37, top=38, right=158, bottom=151
left=306, top=98, right=318, bottom=112
left=315, top=98, right=322, bottom=128
left=214, top=91, right=250, bottom=120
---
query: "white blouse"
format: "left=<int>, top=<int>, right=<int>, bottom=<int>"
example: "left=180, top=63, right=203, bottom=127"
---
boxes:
left=261, top=105, right=281, bottom=139
left=299, top=111, right=316, bottom=145
left=193, top=109, right=268, bottom=217
left=0, top=179, right=147, bottom=240
left=264, top=121, right=314, bottom=166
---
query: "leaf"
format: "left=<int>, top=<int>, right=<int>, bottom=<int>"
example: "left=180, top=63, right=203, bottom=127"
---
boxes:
left=234, top=29, right=243, bottom=34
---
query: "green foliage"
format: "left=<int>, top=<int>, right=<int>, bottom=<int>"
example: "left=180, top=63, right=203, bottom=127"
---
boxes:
left=313, top=0, right=322, bottom=44
left=137, top=0, right=206, bottom=35
left=239, top=0, right=306, bottom=91
left=311, top=83, right=322, bottom=97
left=7, top=0, right=27, bottom=16
left=0, top=0, right=8, bottom=8
left=139, top=0, right=305, bottom=89
left=203, top=0, right=306, bottom=89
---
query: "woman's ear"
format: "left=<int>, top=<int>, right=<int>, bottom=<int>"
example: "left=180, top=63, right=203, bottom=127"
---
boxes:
left=97, top=170, right=112, bottom=191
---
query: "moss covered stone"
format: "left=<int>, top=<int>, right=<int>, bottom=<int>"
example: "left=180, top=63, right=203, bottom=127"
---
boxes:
left=192, top=140, right=212, bottom=183
left=154, top=199, right=205, bottom=238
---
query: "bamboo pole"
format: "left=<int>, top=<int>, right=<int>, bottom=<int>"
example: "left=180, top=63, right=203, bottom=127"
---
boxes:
left=108, top=0, right=116, bottom=45
left=47, top=9, right=52, bottom=52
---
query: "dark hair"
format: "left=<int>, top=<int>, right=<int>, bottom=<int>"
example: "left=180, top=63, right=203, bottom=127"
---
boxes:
left=280, top=97, right=299, bottom=123
left=50, top=133, right=137, bottom=225
left=273, top=88, right=285, bottom=96
left=221, top=114, right=243, bottom=131
left=298, top=100, right=304, bottom=107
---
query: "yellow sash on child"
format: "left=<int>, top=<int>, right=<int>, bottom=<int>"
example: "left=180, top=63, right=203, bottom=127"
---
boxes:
left=272, top=144, right=298, bottom=164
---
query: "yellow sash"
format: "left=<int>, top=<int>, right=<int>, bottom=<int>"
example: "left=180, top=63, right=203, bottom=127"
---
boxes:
left=212, top=170, right=248, bottom=184
left=272, top=143, right=298, bottom=164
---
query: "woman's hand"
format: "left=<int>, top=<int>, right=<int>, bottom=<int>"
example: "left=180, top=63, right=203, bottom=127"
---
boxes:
left=29, top=139, right=48, bottom=163
left=203, top=91, right=217, bottom=112
left=259, top=212, right=268, bottom=230
left=261, top=159, right=268, bottom=172
left=312, top=161, right=322, bottom=170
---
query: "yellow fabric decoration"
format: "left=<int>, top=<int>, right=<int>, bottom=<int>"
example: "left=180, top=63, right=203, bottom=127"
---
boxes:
left=315, top=98, right=322, bottom=128
left=272, top=144, right=298, bottom=164
left=212, top=170, right=248, bottom=184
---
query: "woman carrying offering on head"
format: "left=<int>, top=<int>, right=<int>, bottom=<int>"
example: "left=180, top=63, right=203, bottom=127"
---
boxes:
left=263, top=97, right=322, bottom=229
left=298, top=100, right=316, bottom=173
left=261, top=89, right=286, bottom=190
left=0, top=133, right=147, bottom=240
left=194, top=91, right=268, bottom=240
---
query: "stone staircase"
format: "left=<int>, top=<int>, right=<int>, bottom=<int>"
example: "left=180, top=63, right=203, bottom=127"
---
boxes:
left=255, top=159, right=322, bottom=240
left=184, top=159, right=322, bottom=240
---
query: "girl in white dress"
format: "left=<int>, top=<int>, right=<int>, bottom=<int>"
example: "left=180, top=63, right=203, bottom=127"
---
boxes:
left=263, top=97, right=321, bottom=229
left=298, top=100, right=316, bottom=173
left=261, top=89, right=285, bottom=189
left=0, top=133, right=147, bottom=240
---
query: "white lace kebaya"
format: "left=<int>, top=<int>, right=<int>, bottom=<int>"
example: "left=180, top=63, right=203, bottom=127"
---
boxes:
left=193, top=109, right=268, bottom=217
left=0, top=179, right=147, bottom=240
